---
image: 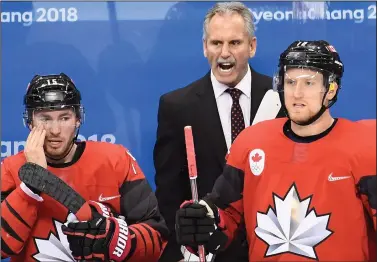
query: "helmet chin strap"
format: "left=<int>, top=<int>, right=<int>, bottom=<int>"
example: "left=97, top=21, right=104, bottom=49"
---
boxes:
left=280, top=88, right=336, bottom=127
left=45, top=126, right=81, bottom=163
left=291, top=105, right=327, bottom=126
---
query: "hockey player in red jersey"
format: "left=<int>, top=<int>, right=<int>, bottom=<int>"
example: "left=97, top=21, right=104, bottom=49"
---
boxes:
left=175, top=40, right=376, bottom=261
left=1, top=73, right=168, bottom=261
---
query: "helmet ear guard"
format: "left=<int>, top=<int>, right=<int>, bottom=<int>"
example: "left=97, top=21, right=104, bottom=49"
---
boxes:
left=272, top=72, right=281, bottom=92
left=329, top=83, right=336, bottom=92
left=325, top=73, right=339, bottom=108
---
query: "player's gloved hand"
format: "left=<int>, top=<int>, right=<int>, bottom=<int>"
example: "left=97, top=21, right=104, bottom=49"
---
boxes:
left=175, top=199, right=228, bottom=256
left=62, top=216, right=132, bottom=261
left=74, top=200, right=119, bottom=221
left=358, top=175, right=377, bottom=210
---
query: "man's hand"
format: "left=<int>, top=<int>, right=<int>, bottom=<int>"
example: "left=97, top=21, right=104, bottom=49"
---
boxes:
left=24, top=125, right=47, bottom=169
left=176, top=200, right=216, bottom=246
left=175, top=200, right=228, bottom=256
left=62, top=216, right=132, bottom=262
left=21, top=125, right=47, bottom=195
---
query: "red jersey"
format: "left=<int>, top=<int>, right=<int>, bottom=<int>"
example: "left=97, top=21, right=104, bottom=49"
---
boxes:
left=210, top=118, right=376, bottom=261
left=1, top=141, right=168, bottom=262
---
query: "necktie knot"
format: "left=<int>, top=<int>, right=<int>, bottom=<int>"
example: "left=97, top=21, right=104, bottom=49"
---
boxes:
left=226, top=88, right=243, bottom=101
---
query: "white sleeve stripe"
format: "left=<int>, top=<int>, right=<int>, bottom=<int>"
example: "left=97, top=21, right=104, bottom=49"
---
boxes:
left=20, top=182, right=44, bottom=202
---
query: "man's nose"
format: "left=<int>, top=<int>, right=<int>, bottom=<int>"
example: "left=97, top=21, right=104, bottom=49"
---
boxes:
left=220, top=44, right=231, bottom=59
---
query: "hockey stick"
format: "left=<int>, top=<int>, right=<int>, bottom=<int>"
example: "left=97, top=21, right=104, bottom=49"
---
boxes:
left=19, top=163, right=86, bottom=215
left=184, top=126, right=207, bottom=262
left=251, top=89, right=282, bottom=126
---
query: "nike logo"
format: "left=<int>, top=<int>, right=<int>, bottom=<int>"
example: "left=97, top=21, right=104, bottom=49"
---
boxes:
left=98, top=194, right=121, bottom=202
left=328, top=173, right=351, bottom=182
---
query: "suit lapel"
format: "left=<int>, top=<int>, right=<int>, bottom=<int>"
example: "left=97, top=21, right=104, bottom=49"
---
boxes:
left=192, top=67, right=271, bottom=167
left=194, top=73, right=228, bottom=168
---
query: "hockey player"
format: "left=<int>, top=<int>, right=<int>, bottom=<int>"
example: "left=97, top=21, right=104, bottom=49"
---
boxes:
left=1, top=73, right=169, bottom=261
left=175, top=40, right=376, bottom=261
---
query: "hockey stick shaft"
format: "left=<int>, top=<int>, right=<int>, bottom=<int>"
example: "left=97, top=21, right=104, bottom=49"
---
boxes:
left=184, top=126, right=206, bottom=262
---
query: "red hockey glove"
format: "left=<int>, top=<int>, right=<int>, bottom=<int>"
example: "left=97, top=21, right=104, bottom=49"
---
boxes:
left=175, top=199, right=228, bottom=256
left=74, top=200, right=118, bottom=221
left=61, top=216, right=132, bottom=261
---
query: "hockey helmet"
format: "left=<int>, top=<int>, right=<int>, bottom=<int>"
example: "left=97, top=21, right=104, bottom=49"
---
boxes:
left=23, top=73, right=84, bottom=126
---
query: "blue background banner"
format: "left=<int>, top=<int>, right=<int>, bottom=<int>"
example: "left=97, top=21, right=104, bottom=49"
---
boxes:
left=2, top=1, right=376, bottom=194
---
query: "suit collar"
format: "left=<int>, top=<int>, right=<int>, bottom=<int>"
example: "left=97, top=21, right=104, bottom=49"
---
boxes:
left=210, top=66, right=252, bottom=99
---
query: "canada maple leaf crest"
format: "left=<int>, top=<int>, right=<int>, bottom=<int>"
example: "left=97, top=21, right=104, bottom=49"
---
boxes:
left=33, top=219, right=75, bottom=261
left=249, top=149, right=265, bottom=176
left=255, top=183, right=333, bottom=259
left=252, top=153, right=262, bottom=162
left=326, top=45, right=337, bottom=53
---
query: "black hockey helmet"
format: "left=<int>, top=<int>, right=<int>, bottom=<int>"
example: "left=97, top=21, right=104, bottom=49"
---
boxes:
left=23, top=73, right=84, bottom=126
left=273, top=40, right=344, bottom=125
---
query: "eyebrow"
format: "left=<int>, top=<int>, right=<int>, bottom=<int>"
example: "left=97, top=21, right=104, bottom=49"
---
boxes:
left=210, top=38, right=243, bottom=43
left=37, top=112, right=73, bottom=118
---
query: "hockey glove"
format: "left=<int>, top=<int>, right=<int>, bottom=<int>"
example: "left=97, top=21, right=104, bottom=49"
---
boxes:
left=74, top=200, right=119, bottom=221
left=358, top=175, right=377, bottom=210
left=175, top=199, right=228, bottom=256
left=62, top=216, right=132, bottom=261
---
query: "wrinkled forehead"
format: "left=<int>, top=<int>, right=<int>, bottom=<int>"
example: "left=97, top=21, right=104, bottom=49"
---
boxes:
left=33, top=107, right=75, bottom=118
left=207, top=13, right=248, bottom=39
left=284, top=67, right=324, bottom=81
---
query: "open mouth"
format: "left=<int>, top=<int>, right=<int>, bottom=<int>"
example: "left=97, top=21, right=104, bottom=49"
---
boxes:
left=218, top=62, right=235, bottom=72
left=48, top=140, right=63, bottom=147
left=293, top=103, right=305, bottom=108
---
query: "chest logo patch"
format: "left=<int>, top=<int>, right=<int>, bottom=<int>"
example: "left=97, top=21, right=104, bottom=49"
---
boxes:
left=249, top=149, right=265, bottom=176
left=255, top=183, right=333, bottom=259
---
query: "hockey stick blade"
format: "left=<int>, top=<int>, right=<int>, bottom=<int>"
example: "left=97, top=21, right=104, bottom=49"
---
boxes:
left=252, top=89, right=282, bottom=126
left=19, top=163, right=85, bottom=213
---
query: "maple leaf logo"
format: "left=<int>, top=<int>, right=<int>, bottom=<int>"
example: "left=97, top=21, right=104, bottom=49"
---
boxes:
left=33, top=219, right=75, bottom=261
left=252, top=153, right=262, bottom=162
left=255, top=184, right=333, bottom=259
left=249, top=149, right=265, bottom=176
left=326, top=45, right=337, bottom=52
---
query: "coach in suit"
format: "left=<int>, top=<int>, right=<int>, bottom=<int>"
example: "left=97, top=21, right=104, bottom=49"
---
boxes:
left=154, top=2, right=285, bottom=262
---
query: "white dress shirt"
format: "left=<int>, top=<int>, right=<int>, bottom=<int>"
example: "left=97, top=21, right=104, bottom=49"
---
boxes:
left=211, top=66, right=252, bottom=150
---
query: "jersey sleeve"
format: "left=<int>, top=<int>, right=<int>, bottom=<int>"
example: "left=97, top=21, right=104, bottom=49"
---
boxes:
left=352, top=124, right=376, bottom=262
left=116, top=146, right=169, bottom=262
left=205, top=132, right=250, bottom=248
left=354, top=125, right=376, bottom=231
left=1, top=159, right=43, bottom=259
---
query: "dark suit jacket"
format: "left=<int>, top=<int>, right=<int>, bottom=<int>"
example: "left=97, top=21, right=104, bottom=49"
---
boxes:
left=154, top=67, right=285, bottom=262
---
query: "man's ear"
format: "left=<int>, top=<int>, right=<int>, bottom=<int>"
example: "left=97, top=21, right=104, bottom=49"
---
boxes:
left=249, top=37, right=257, bottom=58
left=203, top=39, right=208, bottom=58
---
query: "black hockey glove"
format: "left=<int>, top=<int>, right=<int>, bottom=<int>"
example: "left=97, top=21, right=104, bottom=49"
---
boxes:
left=175, top=199, right=228, bottom=255
left=62, top=215, right=133, bottom=261
left=358, top=175, right=377, bottom=211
